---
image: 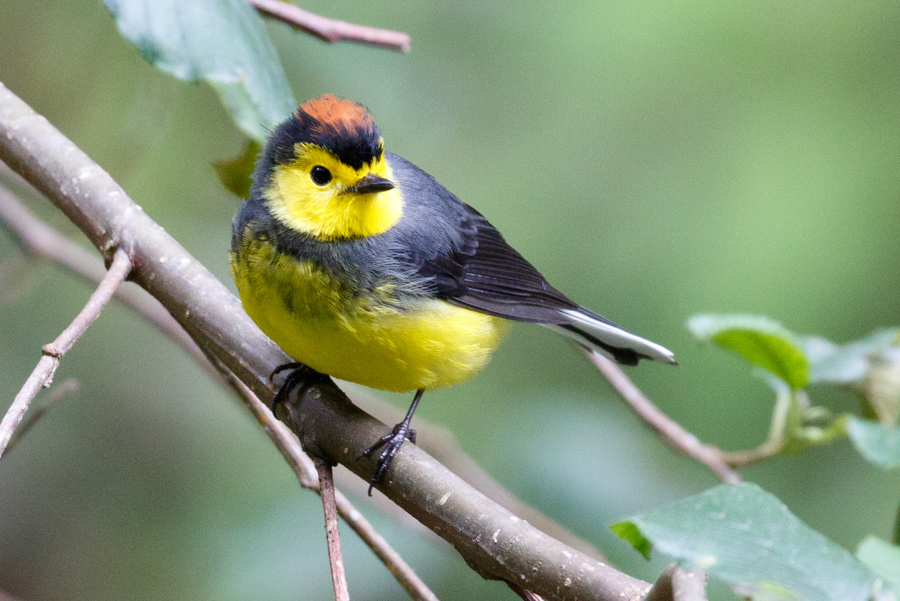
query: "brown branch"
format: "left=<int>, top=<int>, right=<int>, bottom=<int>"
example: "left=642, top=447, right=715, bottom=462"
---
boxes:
left=278, top=380, right=649, bottom=600
left=315, top=457, right=351, bottom=601
left=586, top=352, right=742, bottom=485
left=0, top=82, right=652, bottom=601
left=226, top=371, right=439, bottom=601
left=0, top=181, right=215, bottom=380
left=249, top=0, right=411, bottom=52
left=0, top=185, right=440, bottom=601
left=0, top=247, right=131, bottom=458
left=351, top=389, right=607, bottom=562
left=227, top=372, right=439, bottom=601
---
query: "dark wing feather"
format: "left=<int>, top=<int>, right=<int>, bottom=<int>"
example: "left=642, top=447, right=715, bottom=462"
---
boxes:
left=388, top=151, right=672, bottom=366
left=420, top=205, right=614, bottom=326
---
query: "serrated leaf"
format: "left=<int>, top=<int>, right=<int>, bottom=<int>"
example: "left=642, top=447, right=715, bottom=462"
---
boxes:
left=612, top=483, right=877, bottom=601
left=104, top=0, right=296, bottom=141
left=687, top=314, right=809, bottom=389
left=846, top=416, right=900, bottom=469
left=214, top=139, right=261, bottom=198
left=857, top=536, right=900, bottom=592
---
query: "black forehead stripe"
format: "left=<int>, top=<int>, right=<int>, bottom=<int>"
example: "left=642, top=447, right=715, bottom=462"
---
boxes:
left=269, top=111, right=383, bottom=170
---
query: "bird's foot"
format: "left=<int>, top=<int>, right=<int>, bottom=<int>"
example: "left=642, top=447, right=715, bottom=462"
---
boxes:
left=270, top=362, right=328, bottom=414
left=362, top=422, right=416, bottom=496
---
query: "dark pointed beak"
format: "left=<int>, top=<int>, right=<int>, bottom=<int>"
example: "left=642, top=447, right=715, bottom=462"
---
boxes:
left=350, top=173, right=395, bottom=194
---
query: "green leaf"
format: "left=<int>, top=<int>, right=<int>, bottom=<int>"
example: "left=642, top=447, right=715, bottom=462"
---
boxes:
left=104, top=0, right=296, bottom=141
left=804, top=328, right=900, bottom=386
left=846, top=416, right=900, bottom=469
left=687, top=314, right=809, bottom=389
left=612, top=483, right=877, bottom=601
left=856, top=536, right=900, bottom=592
left=731, top=582, right=803, bottom=601
left=214, top=139, right=261, bottom=198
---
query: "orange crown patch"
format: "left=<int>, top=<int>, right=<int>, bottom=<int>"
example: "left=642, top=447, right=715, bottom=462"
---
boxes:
left=298, top=94, right=374, bottom=135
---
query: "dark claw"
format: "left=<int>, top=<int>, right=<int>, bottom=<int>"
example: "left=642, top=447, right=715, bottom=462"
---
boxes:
left=362, top=421, right=412, bottom=496
left=269, top=362, right=304, bottom=384
left=270, top=362, right=327, bottom=413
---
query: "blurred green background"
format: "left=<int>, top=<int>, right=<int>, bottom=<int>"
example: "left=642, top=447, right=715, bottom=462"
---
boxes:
left=1, top=1, right=898, bottom=599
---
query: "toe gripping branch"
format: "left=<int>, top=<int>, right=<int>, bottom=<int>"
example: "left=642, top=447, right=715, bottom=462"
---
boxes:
left=270, top=362, right=331, bottom=414
left=270, top=365, right=424, bottom=497
left=362, top=388, right=424, bottom=496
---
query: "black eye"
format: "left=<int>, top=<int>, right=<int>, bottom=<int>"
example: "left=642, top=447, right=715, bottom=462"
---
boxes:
left=310, top=166, right=332, bottom=186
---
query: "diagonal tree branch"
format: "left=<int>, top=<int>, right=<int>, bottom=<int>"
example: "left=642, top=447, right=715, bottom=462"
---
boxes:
left=0, top=247, right=131, bottom=458
left=249, top=0, right=411, bottom=52
left=352, top=389, right=607, bottom=562
left=222, top=370, right=440, bottom=601
left=0, top=180, right=211, bottom=374
left=0, top=82, right=653, bottom=601
left=0, top=183, right=439, bottom=601
left=0, top=184, right=604, bottom=569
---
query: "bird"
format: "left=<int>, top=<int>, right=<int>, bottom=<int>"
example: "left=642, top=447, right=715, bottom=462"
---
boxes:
left=230, top=94, right=675, bottom=493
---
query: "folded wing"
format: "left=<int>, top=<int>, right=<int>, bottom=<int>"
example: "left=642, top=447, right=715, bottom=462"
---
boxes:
left=413, top=205, right=675, bottom=366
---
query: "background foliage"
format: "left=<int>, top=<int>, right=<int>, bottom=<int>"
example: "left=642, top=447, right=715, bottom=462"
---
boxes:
left=1, top=1, right=898, bottom=599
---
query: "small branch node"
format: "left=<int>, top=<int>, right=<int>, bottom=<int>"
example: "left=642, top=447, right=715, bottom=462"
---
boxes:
left=0, top=246, right=131, bottom=458
left=41, top=343, right=62, bottom=358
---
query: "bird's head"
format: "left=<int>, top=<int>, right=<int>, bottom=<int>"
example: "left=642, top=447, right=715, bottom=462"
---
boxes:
left=259, top=94, right=402, bottom=241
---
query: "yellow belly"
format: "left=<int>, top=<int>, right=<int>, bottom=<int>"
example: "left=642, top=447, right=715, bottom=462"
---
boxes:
left=231, top=241, right=510, bottom=393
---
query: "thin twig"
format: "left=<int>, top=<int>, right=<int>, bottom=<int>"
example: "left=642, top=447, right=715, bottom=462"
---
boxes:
left=0, top=183, right=213, bottom=378
left=0, top=82, right=653, bottom=601
left=718, top=444, right=781, bottom=467
left=315, top=457, right=351, bottom=601
left=4, top=378, right=80, bottom=455
left=0, top=248, right=131, bottom=458
left=351, top=388, right=607, bottom=561
left=586, top=351, right=742, bottom=485
left=249, top=0, right=411, bottom=52
left=0, top=184, right=440, bottom=601
left=0, top=187, right=438, bottom=601
left=219, top=368, right=440, bottom=601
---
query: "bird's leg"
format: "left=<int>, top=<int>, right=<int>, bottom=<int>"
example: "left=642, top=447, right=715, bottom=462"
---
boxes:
left=270, top=362, right=329, bottom=413
left=362, top=388, right=424, bottom=496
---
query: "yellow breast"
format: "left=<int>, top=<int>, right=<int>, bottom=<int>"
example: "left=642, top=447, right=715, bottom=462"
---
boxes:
left=231, top=239, right=510, bottom=393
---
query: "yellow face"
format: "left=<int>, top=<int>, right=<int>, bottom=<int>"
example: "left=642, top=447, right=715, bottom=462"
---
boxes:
left=263, top=142, right=404, bottom=241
